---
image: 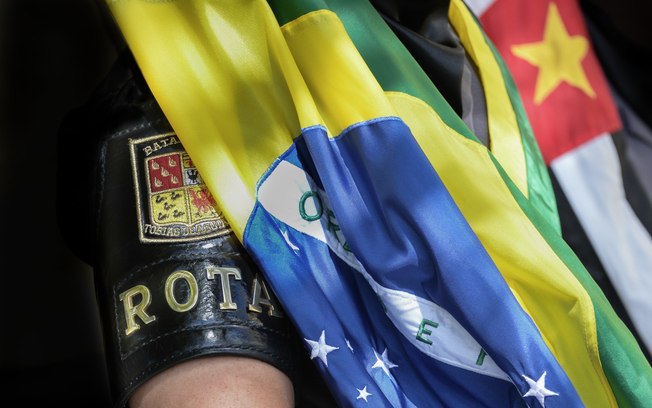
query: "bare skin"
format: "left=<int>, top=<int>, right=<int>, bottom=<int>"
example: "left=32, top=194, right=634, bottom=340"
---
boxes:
left=129, top=356, right=294, bottom=408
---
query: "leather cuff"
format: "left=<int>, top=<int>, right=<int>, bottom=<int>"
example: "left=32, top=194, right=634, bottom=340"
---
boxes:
left=57, top=51, right=297, bottom=407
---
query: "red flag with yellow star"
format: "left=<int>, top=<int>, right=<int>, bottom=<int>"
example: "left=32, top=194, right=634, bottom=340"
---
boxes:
left=468, top=0, right=652, bottom=361
left=479, top=0, right=620, bottom=163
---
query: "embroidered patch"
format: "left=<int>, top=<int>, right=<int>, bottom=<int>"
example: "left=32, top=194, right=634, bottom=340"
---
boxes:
left=130, top=133, right=230, bottom=243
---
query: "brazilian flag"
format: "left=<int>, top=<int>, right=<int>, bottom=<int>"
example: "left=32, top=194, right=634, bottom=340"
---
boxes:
left=105, top=0, right=652, bottom=406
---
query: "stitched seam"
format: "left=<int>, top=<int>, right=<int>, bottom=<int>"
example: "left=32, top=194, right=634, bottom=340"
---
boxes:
left=120, top=321, right=289, bottom=359
left=95, top=142, right=108, bottom=252
left=109, top=119, right=165, bottom=139
left=124, top=343, right=292, bottom=391
left=115, top=252, right=245, bottom=287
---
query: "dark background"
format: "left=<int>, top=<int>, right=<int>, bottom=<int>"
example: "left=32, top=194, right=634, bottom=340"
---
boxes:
left=0, top=0, right=116, bottom=405
left=0, top=0, right=650, bottom=406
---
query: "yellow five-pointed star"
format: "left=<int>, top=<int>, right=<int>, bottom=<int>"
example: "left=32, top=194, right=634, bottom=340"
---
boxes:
left=511, top=2, right=596, bottom=105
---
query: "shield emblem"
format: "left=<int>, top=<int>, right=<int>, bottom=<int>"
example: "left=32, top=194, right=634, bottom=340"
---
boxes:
left=130, top=133, right=230, bottom=243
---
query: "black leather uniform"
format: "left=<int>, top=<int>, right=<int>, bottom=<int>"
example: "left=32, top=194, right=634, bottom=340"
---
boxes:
left=56, top=49, right=335, bottom=408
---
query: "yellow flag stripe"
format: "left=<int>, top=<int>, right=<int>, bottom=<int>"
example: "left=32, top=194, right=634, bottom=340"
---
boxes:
left=107, top=2, right=396, bottom=238
left=108, top=2, right=613, bottom=405
left=107, top=0, right=309, bottom=238
left=389, top=91, right=615, bottom=407
left=281, top=10, right=395, bottom=137
left=449, top=0, right=529, bottom=199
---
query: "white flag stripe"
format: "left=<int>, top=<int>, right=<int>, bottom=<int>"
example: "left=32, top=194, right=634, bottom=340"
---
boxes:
left=363, top=272, right=509, bottom=380
left=464, top=0, right=497, bottom=17
left=258, top=160, right=328, bottom=242
left=551, top=133, right=652, bottom=354
left=258, top=159, right=510, bottom=380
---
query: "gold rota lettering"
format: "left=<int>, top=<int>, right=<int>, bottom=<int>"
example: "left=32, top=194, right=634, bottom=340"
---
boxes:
left=165, top=270, right=199, bottom=313
left=119, top=285, right=157, bottom=336
left=206, top=266, right=242, bottom=310
left=248, top=274, right=283, bottom=317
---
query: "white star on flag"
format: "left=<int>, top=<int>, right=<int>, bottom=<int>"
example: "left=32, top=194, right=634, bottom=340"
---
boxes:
left=356, top=386, right=372, bottom=402
left=371, top=348, right=398, bottom=376
left=305, top=330, right=339, bottom=366
left=522, top=371, right=559, bottom=407
left=346, top=339, right=354, bottom=352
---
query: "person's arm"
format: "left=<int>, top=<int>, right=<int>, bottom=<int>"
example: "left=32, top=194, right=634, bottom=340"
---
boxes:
left=56, top=49, right=300, bottom=408
left=130, top=356, right=294, bottom=408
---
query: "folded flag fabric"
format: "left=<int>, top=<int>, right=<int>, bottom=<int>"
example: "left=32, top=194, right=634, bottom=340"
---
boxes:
left=105, top=0, right=652, bottom=406
left=580, top=0, right=652, bottom=206
left=466, top=0, right=652, bottom=360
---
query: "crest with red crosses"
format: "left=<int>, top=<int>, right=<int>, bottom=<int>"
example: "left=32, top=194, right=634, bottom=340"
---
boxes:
left=130, top=133, right=230, bottom=243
